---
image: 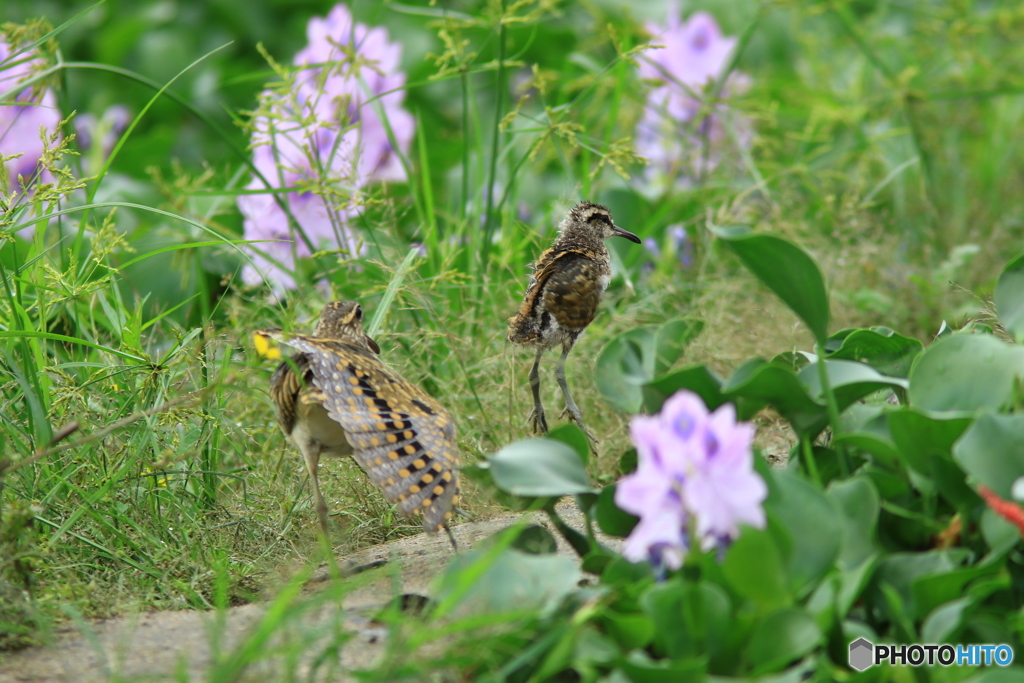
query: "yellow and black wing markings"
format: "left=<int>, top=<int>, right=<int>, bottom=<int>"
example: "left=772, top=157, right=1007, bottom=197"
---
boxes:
left=260, top=331, right=460, bottom=532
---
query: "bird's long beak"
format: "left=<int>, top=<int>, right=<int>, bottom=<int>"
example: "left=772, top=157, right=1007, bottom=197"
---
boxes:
left=612, top=224, right=641, bottom=244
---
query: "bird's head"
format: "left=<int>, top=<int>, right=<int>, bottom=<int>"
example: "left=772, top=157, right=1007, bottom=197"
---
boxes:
left=562, top=201, right=640, bottom=245
left=315, top=301, right=381, bottom=355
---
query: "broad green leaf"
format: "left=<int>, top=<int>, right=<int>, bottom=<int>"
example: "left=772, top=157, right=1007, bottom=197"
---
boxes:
left=595, top=327, right=656, bottom=412
left=826, top=327, right=923, bottom=378
left=642, top=365, right=726, bottom=415
left=953, top=413, right=1024, bottom=498
left=600, top=608, right=655, bottom=651
left=595, top=484, right=638, bottom=537
left=641, top=581, right=731, bottom=660
left=597, top=319, right=704, bottom=413
left=912, top=563, right=998, bottom=620
left=711, top=225, right=829, bottom=344
left=995, top=253, right=1024, bottom=343
left=723, top=362, right=826, bottom=437
left=767, top=470, right=843, bottom=591
left=617, top=650, right=707, bottom=683
left=870, top=549, right=970, bottom=621
left=746, top=608, right=822, bottom=674
left=574, top=626, right=619, bottom=666
left=507, top=524, right=559, bottom=554
left=653, top=318, right=704, bottom=376
left=837, top=555, right=879, bottom=617
left=602, top=556, right=654, bottom=587
left=487, top=438, right=593, bottom=496
left=827, top=477, right=879, bottom=570
left=961, top=667, right=1024, bottom=683
left=921, top=597, right=971, bottom=644
left=798, top=359, right=908, bottom=410
left=832, top=432, right=900, bottom=469
left=888, top=408, right=975, bottom=508
left=980, top=508, right=1020, bottom=559
left=546, top=423, right=590, bottom=465
left=722, top=527, right=790, bottom=612
left=908, top=333, right=1024, bottom=413
left=434, top=547, right=580, bottom=615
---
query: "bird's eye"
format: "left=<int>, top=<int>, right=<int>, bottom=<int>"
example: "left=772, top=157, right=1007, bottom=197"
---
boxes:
left=354, top=305, right=362, bottom=319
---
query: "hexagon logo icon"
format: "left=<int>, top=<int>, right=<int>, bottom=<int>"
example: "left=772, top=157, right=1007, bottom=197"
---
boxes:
left=849, top=637, right=874, bottom=671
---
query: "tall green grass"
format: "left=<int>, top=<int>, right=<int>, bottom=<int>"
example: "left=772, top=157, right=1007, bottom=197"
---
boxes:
left=2, top=0, right=1024, bottom=673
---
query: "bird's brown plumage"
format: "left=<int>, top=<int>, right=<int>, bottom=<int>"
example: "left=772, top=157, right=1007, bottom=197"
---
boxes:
left=262, top=301, right=460, bottom=535
left=506, top=201, right=640, bottom=446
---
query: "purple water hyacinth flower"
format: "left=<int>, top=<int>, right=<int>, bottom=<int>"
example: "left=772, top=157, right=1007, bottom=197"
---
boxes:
left=239, top=4, right=414, bottom=292
left=75, top=104, right=130, bottom=159
left=635, top=4, right=751, bottom=193
left=0, top=38, right=61, bottom=193
left=670, top=225, right=693, bottom=267
left=615, top=390, right=767, bottom=572
left=643, top=236, right=661, bottom=260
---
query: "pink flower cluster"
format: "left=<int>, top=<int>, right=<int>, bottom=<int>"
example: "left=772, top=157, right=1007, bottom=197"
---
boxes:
left=0, top=38, right=61, bottom=194
left=615, top=390, right=767, bottom=572
left=635, top=4, right=751, bottom=192
left=239, top=4, right=415, bottom=293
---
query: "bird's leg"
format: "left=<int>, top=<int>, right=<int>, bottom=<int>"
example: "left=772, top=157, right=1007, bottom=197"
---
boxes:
left=528, top=348, right=548, bottom=433
left=303, top=444, right=331, bottom=542
left=555, top=345, right=599, bottom=449
left=443, top=523, right=459, bottom=551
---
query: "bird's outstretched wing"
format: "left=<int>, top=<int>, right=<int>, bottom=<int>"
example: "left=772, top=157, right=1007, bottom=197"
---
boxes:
left=258, top=330, right=460, bottom=532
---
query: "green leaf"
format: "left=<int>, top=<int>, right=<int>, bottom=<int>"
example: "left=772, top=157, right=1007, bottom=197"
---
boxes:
left=617, top=651, right=707, bottom=683
left=888, top=408, right=973, bottom=509
left=596, top=319, right=704, bottom=413
left=870, top=550, right=970, bottom=621
left=600, top=608, right=656, bottom=651
left=434, top=546, right=580, bottom=614
left=642, top=365, right=726, bottom=415
left=962, top=669, right=1024, bottom=683
left=641, top=581, right=730, bottom=660
left=798, top=359, right=908, bottom=410
left=995, top=253, right=1024, bottom=343
left=826, top=327, right=923, bottom=378
left=722, top=527, right=790, bottom=613
left=653, top=318, right=704, bottom=376
left=506, top=524, right=559, bottom=554
left=546, top=423, right=590, bottom=465
left=596, top=327, right=656, bottom=412
left=722, top=361, right=826, bottom=437
left=602, top=556, right=654, bottom=587
left=921, top=598, right=971, bottom=643
left=908, top=333, right=1024, bottom=413
left=832, top=432, right=900, bottom=469
left=746, top=608, right=822, bottom=674
left=912, top=563, right=999, bottom=620
left=595, top=485, right=638, bottom=537
left=488, top=438, right=593, bottom=497
left=953, top=413, right=1024, bottom=498
left=827, top=477, right=879, bottom=570
left=767, top=470, right=843, bottom=591
left=711, top=225, right=829, bottom=345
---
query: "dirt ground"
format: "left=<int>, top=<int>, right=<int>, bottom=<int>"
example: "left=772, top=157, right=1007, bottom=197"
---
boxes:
left=0, top=499, right=616, bottom=682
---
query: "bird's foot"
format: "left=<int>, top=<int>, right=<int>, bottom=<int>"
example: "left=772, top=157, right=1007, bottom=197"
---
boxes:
left=559, top=406, right=600, bottom=449
left=528, top=405, right=549, bottom=434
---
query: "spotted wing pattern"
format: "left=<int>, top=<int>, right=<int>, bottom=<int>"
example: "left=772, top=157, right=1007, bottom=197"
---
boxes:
left=261, top=331, right=460, bottom=532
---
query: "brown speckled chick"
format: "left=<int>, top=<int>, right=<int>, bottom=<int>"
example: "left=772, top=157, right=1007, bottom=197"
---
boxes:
left=261, top=301, right=460, bottom=542
left=507, top=201, right=640, bottom=448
